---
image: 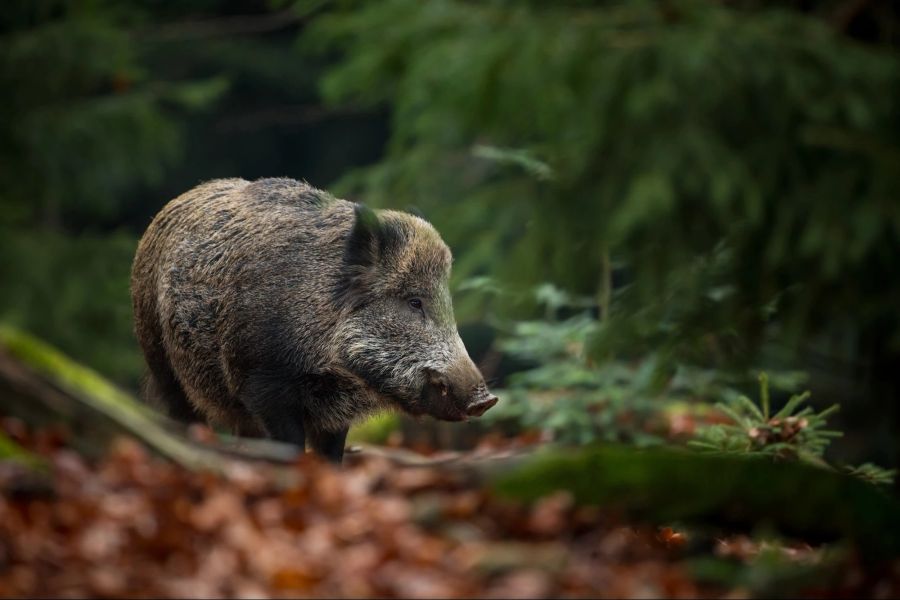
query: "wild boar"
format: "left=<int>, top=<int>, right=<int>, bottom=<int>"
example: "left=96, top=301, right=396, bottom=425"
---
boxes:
left=131, top=177, right=497, bottom=462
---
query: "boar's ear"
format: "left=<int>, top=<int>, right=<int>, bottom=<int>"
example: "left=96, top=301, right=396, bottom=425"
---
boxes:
left=335, top=204, right=404, bottom=310
left=345, top=203, right=406, bottom=268
left=345, top=204, right=381, bottom=270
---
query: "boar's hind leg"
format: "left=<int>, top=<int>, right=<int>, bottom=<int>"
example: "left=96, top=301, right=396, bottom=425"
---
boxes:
left=239, top=372, right=306, bottom=449
left=308, top=427, right=349, bottom=464
left=143, top=362, right=202, bottom=424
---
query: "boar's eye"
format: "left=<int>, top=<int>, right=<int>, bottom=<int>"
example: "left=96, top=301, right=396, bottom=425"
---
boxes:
left=408, top=298, right=424, bottom=312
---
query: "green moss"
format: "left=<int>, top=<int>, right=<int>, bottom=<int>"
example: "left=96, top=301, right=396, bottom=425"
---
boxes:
left=0, top=325, right=232, bottom=472
left=348, top=412, right=401, bottom=445
left=0, top=325, right=152, bottom=420
left=493, top=445, right=900, bottom=559
left=0, top=431, right=45, bottom=471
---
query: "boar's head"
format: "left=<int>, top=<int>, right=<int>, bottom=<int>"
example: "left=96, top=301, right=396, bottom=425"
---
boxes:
left=334, top=204, right=498, bottom=422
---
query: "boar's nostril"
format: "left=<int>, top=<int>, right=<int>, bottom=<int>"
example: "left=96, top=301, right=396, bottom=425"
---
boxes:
left=466, top=394, right=498, bottom=417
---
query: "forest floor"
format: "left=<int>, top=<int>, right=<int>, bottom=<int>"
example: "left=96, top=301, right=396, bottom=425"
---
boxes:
left=0, top=418, right=898, bottom=599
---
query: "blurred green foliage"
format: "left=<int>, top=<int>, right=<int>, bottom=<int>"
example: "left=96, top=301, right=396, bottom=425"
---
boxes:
left=310, top=0, right=900, bottom=358
left=0, top=231, right=140, bottom=383
left=477, top=283, right=756, bottom=445
left=0, top=0, right=225, bottom=229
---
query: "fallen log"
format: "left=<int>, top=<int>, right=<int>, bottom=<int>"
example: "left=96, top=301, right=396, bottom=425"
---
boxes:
left=0, top=325, right=299, bottom=477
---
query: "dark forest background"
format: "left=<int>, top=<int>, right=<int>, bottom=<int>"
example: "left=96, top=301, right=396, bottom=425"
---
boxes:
left=1, top=0, right=898, bottom=472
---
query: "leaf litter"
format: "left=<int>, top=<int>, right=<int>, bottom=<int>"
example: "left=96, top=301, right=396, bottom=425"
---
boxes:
left=0, top=418, right=896, bottom=599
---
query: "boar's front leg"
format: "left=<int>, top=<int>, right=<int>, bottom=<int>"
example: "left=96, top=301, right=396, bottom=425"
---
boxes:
left=239, top=371, right=306, bottom=449
left=308, top=426, right=349, bottom=464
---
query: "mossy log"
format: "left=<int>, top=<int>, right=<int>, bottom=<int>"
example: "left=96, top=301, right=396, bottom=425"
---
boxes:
left=493, top=445, right=900, bottom=559
left=0, top=325, right=298, bottom=474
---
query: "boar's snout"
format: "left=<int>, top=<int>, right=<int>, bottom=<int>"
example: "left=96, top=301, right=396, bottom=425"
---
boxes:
left=422, top=357, right=498, bottom=422
left=466, top=384, right=498, bottom=417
